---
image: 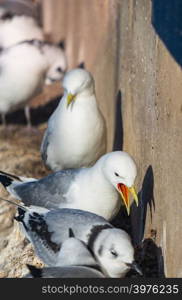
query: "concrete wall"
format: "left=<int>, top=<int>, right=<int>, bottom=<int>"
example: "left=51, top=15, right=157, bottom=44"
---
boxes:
left=117, top=0, right=182, bottom=278
left=41, top=0, right=182, bottom=277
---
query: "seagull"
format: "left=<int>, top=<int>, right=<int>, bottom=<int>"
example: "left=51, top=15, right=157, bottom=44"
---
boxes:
left=11, top=203, right=142, bottom=278
left=0, top=11, right=67, bottom=83
left=0, top=151, right=139, bottom=219
left=0, top=14, right=43, bottom=49
left=0, top=39, right=67, bottom=126
left=40, top=68, right=107, bottom=171
left=24, top=228, right=104, bottom=278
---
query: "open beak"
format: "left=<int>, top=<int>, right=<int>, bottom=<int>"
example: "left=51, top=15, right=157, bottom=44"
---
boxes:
left=117, top=184, right=139, bottom=215
left=126, top=261, right=143, bottom=275
left=67, top=93, right=76, bottom=107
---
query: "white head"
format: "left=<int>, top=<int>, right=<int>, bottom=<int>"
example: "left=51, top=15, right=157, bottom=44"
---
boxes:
left=93, top=228, right=141, bottom=277
left=43, top=43, right=67, bottom=85
left=100, top=151, right=138, bottom=215
left=62, top=68, right=95, bottom=107
left=56, top=237, right=97, bottom=268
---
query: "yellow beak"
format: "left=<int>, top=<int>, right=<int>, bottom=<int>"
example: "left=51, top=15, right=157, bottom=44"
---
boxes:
left=67, top=93, right=76, bottom=107
left=128, top=186, right=139, bottom=206
left=117, top=184, right=139, bottom=215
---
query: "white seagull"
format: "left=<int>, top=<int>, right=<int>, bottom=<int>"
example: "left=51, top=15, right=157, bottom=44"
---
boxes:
left=0, top=40, right=67, bottom=126
left=11, top=204, right=142, bottom=278
left=40, top=68, right=107, bottom=171
left=0, top=151, right=139, bottom=219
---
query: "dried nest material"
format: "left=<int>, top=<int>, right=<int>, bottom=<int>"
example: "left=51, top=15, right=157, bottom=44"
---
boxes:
left=0, top=124, right=50, bottom=277
left=0, top=222, right=45, bottom=278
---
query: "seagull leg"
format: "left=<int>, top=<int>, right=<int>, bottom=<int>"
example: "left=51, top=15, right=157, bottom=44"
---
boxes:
left=24, top=105, right=32, bottom=128
left=22, top=105, right=40, bottom=135
left=1, top=113, right=6, bottom=127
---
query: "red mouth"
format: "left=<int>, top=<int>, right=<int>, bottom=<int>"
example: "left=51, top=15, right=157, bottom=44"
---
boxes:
left=117, top=183, right=129, bottom=208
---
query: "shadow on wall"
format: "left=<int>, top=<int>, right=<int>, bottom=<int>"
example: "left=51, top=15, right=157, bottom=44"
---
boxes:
left=111, top=165, right=165, bottom=277
left=112, top=90, right=123, bottom=151
left=152, top=0, right=182, bottom=67
left=130, top=166, right=165, bottom=277
left=105, top=92, right=165, bottom=276
left=110, top=88, right=166, bottom=277
left=131, top=165, right=155, bottom=246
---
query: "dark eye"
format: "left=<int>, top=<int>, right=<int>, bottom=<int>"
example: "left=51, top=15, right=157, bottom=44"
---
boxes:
left=56, top=67, right=63, bottom=73
left=115, top=172, right=119, bottom=177
left=110, top=249, right=118, bottom=257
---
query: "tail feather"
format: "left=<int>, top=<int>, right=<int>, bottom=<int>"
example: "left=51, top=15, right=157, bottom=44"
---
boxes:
left=0, top=170, right=22, bottom=182
left=26, top=265, right=42, bottom=278
left=0, top=170, right=23, bottom=191
left=0, top=174, right=13, bottom=187
left=14, top=207, right=26, bottom=222
left=0, top=170, right=22, bottom=189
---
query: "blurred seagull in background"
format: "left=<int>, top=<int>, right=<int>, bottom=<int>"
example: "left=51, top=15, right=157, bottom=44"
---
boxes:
left=0, top=4, right=67, bottom=127
left=0, top=151, right=139, bottom=219
left=0, top=13, right=43, bottom=49
left=40, top=68, right=106, bottom=171
left=12, top=205, right=142, bottom=278
left=0, top=40, right=67, bottom=127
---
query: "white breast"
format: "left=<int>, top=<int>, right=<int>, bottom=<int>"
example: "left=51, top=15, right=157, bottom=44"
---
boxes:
left=46, top=94, right=106, bottom=170
left=59, top=168, right=120, bottom=221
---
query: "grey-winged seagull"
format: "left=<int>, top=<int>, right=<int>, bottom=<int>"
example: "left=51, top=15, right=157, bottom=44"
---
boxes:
left=0, top=151, right=139, bottom=219
left=13, top=205, right=142, bottom=278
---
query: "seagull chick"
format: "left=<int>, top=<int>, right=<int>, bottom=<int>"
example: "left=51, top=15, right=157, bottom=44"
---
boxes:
left=0, top=151, right=138, bottom=219
left=24, top=228, right=104, bottom=278
left=14, top=206, right=142, bottom=278
left=41, top=68, right=106, bottom=171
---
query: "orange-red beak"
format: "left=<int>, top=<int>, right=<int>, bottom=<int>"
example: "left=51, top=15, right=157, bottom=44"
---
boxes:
left=117, top=183, right=138, bottom=215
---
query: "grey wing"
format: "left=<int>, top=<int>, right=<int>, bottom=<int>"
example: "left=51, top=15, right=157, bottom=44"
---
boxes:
left=25, top=266, right=104, bottom=278
left=45, top=208, right=110, bottom=244
left=14, top=169, right=78, bottom=209
left=24, top=208, right=109, bottom=266
left=40, top=110, right=58, bottom=169
left=40, top=127, right=51, bottom=167
left=41, top=266, right=104, bottom=278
